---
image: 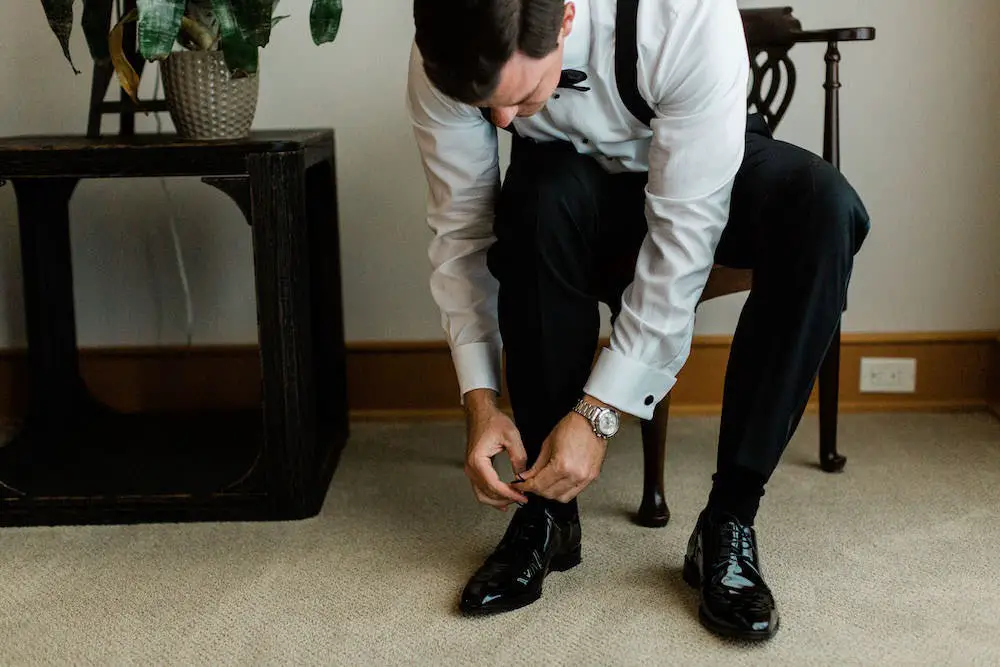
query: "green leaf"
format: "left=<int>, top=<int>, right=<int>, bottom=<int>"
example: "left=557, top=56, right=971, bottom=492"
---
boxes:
left=229, top=0, right=279, bottom=48
left=41, top=0, right=80, bottom=73
left=81, top=0, right=114, bottom=61
left=309, top=0, right=341, bottom=45
left=136, top=0, right=186, bottom=60
left=210, top=0, right=259, bottom=75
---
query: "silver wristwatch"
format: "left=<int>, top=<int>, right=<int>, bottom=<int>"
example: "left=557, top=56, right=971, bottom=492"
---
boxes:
left=572, top=398, right=621, bottom=439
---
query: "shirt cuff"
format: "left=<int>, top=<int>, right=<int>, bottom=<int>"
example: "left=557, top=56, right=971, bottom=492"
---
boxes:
left=583, top=346, right=677, bottom=420
left=451, top=339, right=503, bottom=403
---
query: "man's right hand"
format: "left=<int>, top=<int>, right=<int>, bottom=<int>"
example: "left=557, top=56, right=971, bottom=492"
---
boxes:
left=463, top=388, right=530, bottom=511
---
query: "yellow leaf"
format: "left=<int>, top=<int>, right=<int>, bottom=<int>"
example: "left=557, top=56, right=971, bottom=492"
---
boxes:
left=109, top=9, right=141, bottom=105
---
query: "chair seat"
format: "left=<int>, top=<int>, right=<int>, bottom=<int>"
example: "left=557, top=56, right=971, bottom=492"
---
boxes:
left=605, top=264, right=753, bottom=317
left=701, top=265, right=753, bottom=303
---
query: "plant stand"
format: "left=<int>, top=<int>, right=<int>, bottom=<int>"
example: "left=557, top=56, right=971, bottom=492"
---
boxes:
left=0, top=130, right=349, bottom=527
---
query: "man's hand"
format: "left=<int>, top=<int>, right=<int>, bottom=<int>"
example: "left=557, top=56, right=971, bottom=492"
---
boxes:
left=516, top=396, right=611, bottom=503
left=464, top=388, right=530, bottom=511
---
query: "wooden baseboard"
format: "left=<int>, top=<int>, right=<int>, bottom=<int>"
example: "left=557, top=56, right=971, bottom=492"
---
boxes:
left=351, top=331, right=999, bottom=419
left=0, top=332, right=996, bottom=422
left=989, top=336, right=1000, bottom=419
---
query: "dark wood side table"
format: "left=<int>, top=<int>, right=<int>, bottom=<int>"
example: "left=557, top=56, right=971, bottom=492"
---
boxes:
left=0, top=131, right=349, bottom=527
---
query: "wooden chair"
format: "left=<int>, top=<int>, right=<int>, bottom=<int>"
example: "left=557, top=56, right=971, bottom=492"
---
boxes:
left=620, top=7, right=876, bottom=528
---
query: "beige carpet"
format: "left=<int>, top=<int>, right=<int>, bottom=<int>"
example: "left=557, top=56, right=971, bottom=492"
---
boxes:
left=2, top=412, right=999, bottom=666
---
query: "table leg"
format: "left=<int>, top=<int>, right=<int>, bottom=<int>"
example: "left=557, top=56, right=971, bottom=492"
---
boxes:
left=248, top=151, right=322, bottom=519
left=12, top=177, right=98, bottom=423
left=305, top=153, right=349, bottom=450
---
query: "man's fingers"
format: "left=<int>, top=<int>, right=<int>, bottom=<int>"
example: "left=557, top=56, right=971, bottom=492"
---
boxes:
left=518, top=459, right=564, bottom=498
left=520, top=455, right=597, bottom=502
left=505, top=429, right=528, bottom=476
left=558, top=480, right=593, bottom=504
left=519, top=440, right=552, bottom=481
left=473, top=486, right=516, bottom=510
left=541, top=476, right=579, bottom=502
left=470, top=456, right=528, bottom=504
left=470, top=476, right=518, bottom=509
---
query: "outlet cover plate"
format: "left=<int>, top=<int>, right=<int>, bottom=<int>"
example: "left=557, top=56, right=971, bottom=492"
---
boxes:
left=860, top=357, right=917, bottom=393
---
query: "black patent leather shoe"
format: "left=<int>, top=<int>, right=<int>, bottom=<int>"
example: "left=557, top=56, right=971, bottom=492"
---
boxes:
left=459, top=502, right=581, bottom=616
left=683, top=510, right=779, bottom=640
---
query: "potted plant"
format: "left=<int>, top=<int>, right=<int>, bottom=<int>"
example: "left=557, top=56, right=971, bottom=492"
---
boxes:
left=41, top=0, right=343, bottom=140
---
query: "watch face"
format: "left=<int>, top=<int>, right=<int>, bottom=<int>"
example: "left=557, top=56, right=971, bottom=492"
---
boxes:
left=597, top=409, right=620, bottom=436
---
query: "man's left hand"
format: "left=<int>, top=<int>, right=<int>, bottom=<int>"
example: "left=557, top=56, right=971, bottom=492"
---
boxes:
left=516, top=397, right=611, bottom=503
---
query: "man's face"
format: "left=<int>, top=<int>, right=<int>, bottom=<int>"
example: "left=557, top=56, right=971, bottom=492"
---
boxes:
left=480, top=3, right=575, bottom=128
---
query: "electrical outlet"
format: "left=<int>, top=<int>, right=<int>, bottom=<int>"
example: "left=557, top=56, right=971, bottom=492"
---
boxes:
left=859, top=357, right=917, bottom=393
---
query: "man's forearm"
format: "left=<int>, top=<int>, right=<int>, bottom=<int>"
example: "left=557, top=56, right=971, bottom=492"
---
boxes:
left=464, top=387, right=499, bottom=417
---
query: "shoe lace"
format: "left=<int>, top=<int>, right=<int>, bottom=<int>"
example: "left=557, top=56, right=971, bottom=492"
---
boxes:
left=711, top=520, right=764, bottom=591
left=723, top=521, right=756, bottom=563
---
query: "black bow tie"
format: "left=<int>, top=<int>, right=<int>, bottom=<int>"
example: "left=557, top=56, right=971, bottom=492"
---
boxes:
left=558, top=69, right=590, bottom=92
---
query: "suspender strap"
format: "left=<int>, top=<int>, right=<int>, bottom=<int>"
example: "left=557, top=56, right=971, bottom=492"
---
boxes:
left=615, top=0, right=654, bottom=127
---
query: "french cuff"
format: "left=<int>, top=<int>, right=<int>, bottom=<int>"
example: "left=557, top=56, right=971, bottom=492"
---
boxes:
left=583, top=347, right=677, bottom=421
left=451, top=339, right=503, bottom=403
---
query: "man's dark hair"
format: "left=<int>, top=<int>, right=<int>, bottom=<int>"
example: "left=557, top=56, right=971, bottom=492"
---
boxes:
left=414, top=0, right=566, bottom=105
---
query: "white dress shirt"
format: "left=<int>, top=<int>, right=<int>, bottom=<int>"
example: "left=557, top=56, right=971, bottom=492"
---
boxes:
left=406, top=0, right=750, bottom=420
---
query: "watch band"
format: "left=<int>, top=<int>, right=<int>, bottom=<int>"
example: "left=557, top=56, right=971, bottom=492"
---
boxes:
left=575, top=399, right=599, bottom=421
left=573, top=398, right=617, bottom=438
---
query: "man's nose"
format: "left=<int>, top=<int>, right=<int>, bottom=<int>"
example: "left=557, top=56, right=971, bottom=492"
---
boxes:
left=491, top=106, right=518, bottom=128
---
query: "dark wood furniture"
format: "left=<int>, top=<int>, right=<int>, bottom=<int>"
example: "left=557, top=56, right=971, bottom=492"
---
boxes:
left=629, top=7, right=876, bottom=528
left=0, top=131, right=349, bottom=527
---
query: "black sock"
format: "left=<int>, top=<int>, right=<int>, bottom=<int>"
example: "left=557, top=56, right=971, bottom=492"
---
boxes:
left=706, top=466, right=767, bottom=526
left=527, top=494, right=578, bottom=522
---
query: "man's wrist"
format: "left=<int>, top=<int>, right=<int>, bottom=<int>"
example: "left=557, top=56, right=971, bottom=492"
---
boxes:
left=583, top=394, right=614, bottom=411
left=464, top=388, right=499, bottom=415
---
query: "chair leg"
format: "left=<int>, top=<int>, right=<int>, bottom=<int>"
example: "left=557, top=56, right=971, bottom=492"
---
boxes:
left=635, top=394, right=671, bottom=528
left=818, top=323, right=847, bottom=472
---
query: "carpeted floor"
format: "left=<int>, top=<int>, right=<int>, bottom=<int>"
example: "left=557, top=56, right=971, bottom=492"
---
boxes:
left=2, top=412, right=999, bottom=666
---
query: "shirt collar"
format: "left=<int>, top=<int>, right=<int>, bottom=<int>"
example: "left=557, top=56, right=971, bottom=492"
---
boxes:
left=561, top=0, right=591, bottom=69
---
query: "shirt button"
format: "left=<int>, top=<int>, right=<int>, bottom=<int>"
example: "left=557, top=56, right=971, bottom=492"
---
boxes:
left=582, top=138, right=590, bottom=144
left=644, top=395, right=655, bottom=406
left=553, top=94, right=561, bottom=100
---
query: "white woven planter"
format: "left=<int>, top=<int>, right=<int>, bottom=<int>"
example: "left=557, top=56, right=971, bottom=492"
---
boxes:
left=160, top=50, right=260, bottom=140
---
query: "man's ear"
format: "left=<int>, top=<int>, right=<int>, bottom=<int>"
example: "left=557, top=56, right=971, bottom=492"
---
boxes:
left=562, top=1, right=576, bottom=37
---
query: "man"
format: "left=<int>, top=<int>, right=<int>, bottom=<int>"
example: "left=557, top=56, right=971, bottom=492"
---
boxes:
left=406, top=0, right=870, bottom=640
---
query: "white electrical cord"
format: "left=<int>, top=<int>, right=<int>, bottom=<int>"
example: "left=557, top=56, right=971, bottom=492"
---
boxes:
left=152, top=65, right=195, bottom=347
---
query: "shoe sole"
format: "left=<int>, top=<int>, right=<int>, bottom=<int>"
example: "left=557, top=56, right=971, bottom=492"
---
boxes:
left=459, top=546, right=582, bottom=617
left=549, top=546, right=582, bottom=572
left=682, top=556, right=779, bottom=641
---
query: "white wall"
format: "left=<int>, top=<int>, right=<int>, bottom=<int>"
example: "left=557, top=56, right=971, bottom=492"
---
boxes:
left=0, top=0, right=998, bottom=349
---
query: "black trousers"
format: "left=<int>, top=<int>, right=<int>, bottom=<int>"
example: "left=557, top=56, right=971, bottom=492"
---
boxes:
left=486, top=115, right=871, bottom=517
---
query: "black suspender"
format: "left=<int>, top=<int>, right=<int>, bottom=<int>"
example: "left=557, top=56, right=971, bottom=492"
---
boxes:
left=615, top=0, right=654, bottom=128
left=479, top=0, right=653, bottom=130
